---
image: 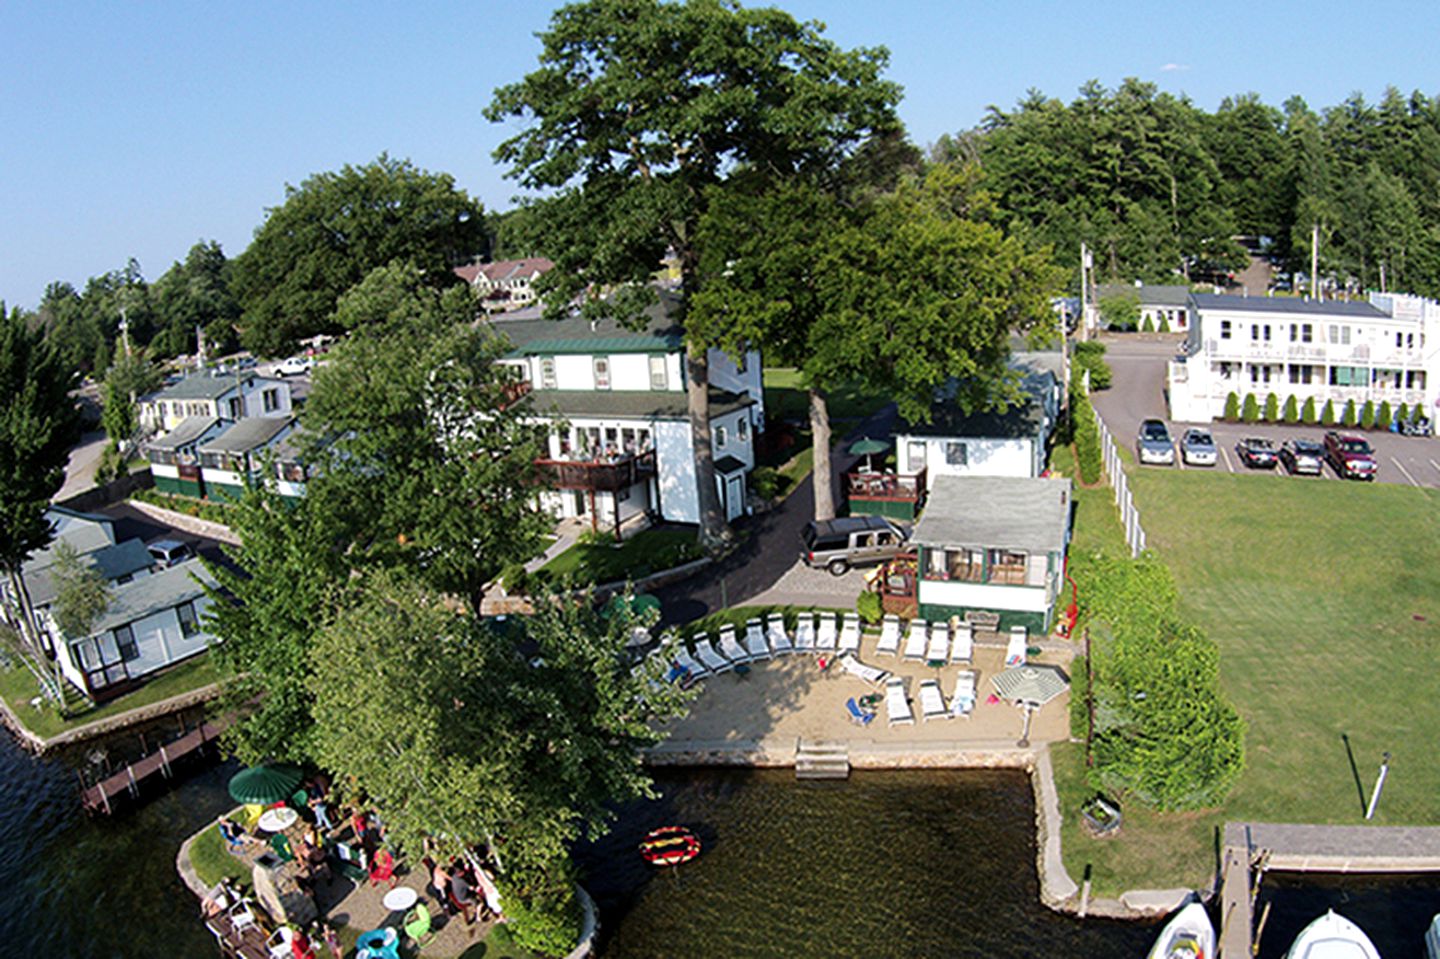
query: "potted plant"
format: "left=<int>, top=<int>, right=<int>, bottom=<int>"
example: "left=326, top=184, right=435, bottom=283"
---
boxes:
left=1080, top=794, right=1122, bottom=838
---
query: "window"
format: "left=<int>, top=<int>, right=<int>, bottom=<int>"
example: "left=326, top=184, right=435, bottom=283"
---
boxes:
left=1220, top=320, right=1232, bottom=340
left=737, top=417, right=749, bottom=442
left=907, top=441, right=927, bottom=473
left=114, top=625, right=139, bottom=662
left=1328, top=325, right=1351, bottom=345
left=593, top=357, right=610, bottom=389
left=648, top=355, right=667, bottom=390
left=944, top=441, right=968, bottom=466
left=539, top=357, right=557, bottom=390
left=177, top=603, right=199, bottom=638
left=947, top=548, right=985, bottom=582
left=986, top=549, right=1028, bottom=585
left=1302, top=323, right=1313, bottom=343
left=262, top=388, right=279, bottom=413
left=1251, top=325, right=1260, bottom=341
left=715, top=426, right=727, bottom=448
left=226, top=398, right=242, bottom=419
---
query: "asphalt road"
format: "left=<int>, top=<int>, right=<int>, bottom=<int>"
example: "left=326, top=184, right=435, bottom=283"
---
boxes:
left=1088, top=334, right=1440, bottom=489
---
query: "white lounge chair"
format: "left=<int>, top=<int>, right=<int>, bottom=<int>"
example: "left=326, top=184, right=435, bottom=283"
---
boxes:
left=875, top=614, right=901, bottom=657
left=1005, top=626, right=1027, bottom=667
left=919, top=679, right=950, bottom=722
left=950, top=621, right=974, bottom=664
left=815, top=612, right=838, bottom=650
left=743, top=618, right=771, bottom=661
left=767, top=613, right=794, bottom=655
left=925, top=621, right=949, bottom=663
left=718, top=625, right=750, bottom=664
left=693, top=635, right=733, bottom=674
left=903, top=619, right=928, bottom=660
left=839, top=653, right=889, bottom=687
left=885, top=677, right=914, bottom=726
left=951, top=670, right=977, bottom=718
left=662, top=632, right=708, bottom=686
left=795, top=613, right=816, bottom=651
left=838, top=613, right=861, bottom=655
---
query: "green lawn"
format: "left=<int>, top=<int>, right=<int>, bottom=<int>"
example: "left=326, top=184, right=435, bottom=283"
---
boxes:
left=762, top=368, right=890, bottom=422
left=1053, top=462, right=1440, bottom=896
left=539, top=527, right=703, bottom=584
left=189, top=821, right=252, bottom=887
left=0, top=652, right=221, bottom=741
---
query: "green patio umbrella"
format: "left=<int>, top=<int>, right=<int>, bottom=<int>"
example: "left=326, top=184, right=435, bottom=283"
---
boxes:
left=602, top=592, right=663, bottom=646
left=227, top=762, right=305, bottom=804
left=848, top=437, right=890, bottom=472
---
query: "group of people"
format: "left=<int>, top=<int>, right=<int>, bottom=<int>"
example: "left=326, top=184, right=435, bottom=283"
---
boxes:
left=422, top=848, right=498, bottom=927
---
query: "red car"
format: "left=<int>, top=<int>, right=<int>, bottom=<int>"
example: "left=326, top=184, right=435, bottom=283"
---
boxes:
left=1324, top=431, right=1378, bottom=480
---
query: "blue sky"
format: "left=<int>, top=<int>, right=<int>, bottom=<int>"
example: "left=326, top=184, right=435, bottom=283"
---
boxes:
left=3, top=1, right=1438, bottom=309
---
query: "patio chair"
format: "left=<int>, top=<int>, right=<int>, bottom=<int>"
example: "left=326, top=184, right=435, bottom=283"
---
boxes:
left=228, top=900, right=259, bottom=935
left=718, top=625, right=751, bottom=665
left=925, top=622, right=949, bottom=663
left=919, top=679, right=950, bottom=722
left=743, top=618, right=771, bottom=661
left=815, top=612, right=838, bottom=650
left=950, top=621, right=973, bottom=664
left=838, top=613, right=861, bottom=655
left=268, top=831, right=294, bottom=863
left=838, top=652, right=889, bottom=687
left=693, top=635, right=733, bottom=674
left=845, top=697, right=876, bottom=726
left=403, top=902, right=434, bottom=948
left=951, top=670, right=977, bottom=719
left=265, top=927, right=294, bottom=959
left=885, top=677, right=914, bottom=726
left=903, top=619, right=928, bottom=660
left=766, top=612, right=794, bottom=655
left=669, top=646, right=707, bottom=687
left=875, top=614, right=901, bottom=657
left=794, top=613, right=816, bottom=651
left=1005, top=626, right=1027, bottom=667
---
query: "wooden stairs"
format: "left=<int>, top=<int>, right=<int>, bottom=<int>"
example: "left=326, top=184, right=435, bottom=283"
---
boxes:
left=795, top=739, right=850, bottom=780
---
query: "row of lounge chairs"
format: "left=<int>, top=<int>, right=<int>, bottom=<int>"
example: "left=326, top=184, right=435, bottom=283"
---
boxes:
left=873, top=614, right=977, bottom=665
left=883, top=673, right=978, bottom=725
left=665, top=613, right=864, bottom=687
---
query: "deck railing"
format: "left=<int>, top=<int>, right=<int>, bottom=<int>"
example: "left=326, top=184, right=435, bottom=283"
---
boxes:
left=845, top=468, right=926, bottom=503
left=533, top=450, right=657, bottom=492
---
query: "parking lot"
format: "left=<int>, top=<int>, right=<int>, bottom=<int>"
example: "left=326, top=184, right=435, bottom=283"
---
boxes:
left=1088, top=334, right=1440, bottom=489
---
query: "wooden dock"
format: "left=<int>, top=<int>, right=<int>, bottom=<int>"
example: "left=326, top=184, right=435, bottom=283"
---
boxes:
left=80, top=720, right=224, bottom=815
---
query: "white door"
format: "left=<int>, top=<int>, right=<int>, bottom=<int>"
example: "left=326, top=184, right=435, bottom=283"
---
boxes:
left=725, top=475, right=744, bottom=521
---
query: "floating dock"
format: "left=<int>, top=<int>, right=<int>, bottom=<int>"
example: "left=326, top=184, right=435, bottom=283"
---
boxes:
left=80, top=720, right=224, bottom=815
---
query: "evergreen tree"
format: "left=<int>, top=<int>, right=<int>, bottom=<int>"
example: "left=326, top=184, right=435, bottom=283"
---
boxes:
left=1263, top=393, right=1279, bottom=422
left=1322, top=398, right=1336, bottom=426
left=1242, top=393, right=1260, bottom=423
left=1397, top=402, right=1410, bottom=426
left=1283, top=395, right=1299, bottom=423
left=1224, top=392, right=1240, bottom=421
left=1342, top=398, right=1358, bottom=427
left=1302, top=396, right=1319, bottom=424
left=1360, top=399, right=1376, bottom=429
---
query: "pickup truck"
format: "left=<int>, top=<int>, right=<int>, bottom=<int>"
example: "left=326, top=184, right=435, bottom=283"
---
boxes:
left=1323, top=431, right=1378, bottom=480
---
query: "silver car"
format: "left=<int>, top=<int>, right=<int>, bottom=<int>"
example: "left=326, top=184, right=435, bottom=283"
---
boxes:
left=1180, top=428, right=1217, bottom=467
left=1136, top=419, right=1175, bottom=466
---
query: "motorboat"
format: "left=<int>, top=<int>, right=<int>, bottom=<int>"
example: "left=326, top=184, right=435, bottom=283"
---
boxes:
left=1285, top=909, right=1382, bottom=959
left=1422, top=913, right=1439, bottom=959
left=1147, top=900, right=1215, bottom=959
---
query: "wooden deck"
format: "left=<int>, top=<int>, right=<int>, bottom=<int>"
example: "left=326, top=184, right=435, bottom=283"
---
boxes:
left=80, top=720, right=223, bottom=815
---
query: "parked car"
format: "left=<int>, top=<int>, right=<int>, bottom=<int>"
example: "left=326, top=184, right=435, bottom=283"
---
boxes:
left=1136, top=419, right=1175, bottom=466
left=1180, top=428, right=1217, bottom=467
left=276, top=355, right=314, bottom=377
left=1279, top=439, right=1325, bottom=476
left=800, top=516, right=910, bottom=576
left=147, top=539, right=194, bottom=568
left=1324, top=431, right=1378, bottom=480
left=1401, top=416, right=1433, bottom=437
left=1235, top=437, right=1279, bottom=469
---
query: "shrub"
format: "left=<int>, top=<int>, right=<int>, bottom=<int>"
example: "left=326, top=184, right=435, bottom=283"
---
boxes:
left=1072, top=341, right=1112, bottom=391
left=1241, top=393, right=1260, bottom=423
left=1397, top=402, right=1410, bottom=427
left=1342, top=398, right=1357, bottom=428
left=1321, top=399, right=1336, bottom=426
left=1262, top=394, right=1279, bottom=422
left=1360, top=399, right=1376, bottom=430
left=750, top=466, right=782, bottom=501
left=501, top=563, right=529, bottom=595
left=94, top=442, right=124, bottom=484
left=1282, top=395, right=1299, bottom=424
left=499, top=875, right=583, bottom=957
left=1223, top=392, right=1240, bottom=422
left=1301, top=396, right=1318, bottom=424
left=1071, top=388, right=1103, bottom=484
left=1140, top=313, right=1154, bottom=333
left=1412, top=402, right=1425, bottom=424
left=1074, top=341, right=1108, bottom=360
left=1376, top=401, right=1392, bottom=432
left=856, top=590, right=883, bottom=625
left=1158, top=313, right=1171, bottom=333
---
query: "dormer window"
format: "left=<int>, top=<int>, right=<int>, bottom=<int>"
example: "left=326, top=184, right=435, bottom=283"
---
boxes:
left=649, top=355, right=668, bottom=390
left=594, top=357, right=611, bottom=390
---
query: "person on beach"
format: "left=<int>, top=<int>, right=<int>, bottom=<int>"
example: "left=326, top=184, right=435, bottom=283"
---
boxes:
left=306, top=781, right=335, bottom=832
left=320, top=923, right=342, bottom=959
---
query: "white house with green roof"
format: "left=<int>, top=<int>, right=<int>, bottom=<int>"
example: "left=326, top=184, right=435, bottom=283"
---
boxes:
left=491, top=292, right=763, bottom=531
left=139, top=370, right=293, bottom=433
left=196, top=417, right=299, bottom=502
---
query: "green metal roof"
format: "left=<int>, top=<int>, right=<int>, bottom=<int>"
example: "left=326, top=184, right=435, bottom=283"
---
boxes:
left=489, top=289, right=685, bottom=357
left=150, top=417, right=223, bottom=451
left=523, top=387, right=754, bottom=421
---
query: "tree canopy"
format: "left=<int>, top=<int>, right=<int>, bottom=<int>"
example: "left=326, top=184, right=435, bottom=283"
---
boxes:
left=232, top=155, right=488, bottom=357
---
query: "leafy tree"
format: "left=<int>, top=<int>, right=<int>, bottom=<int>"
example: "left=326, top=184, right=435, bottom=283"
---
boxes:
left=1342, top=398, right=1358, bottom=427
left=149, top=240, right=241, bottom=360
left=1321, top=398, right=1336, bottom=426
left=1360, top=399, right=1376, bottom=430
left=232, top=155, right=487, bottom=357
left=301, top=262, right=551, bottom=609
left=99, top=349, right=162, bottom=449
left=1241, top=393, right=1260, bottom=423
left=0, top=304, right=82, bottom=655
left=1282, top=395, right=1299, bottom=423
left=1262, top=393, right=1279, bottom=422
left=1223, top=392, right=1240, bottom=422
left=1302, top=396, right=1318, bottom=424
left=1099, top=293, right=1141, bottom=331
left=49, top=541, right=112, bottom=640
left=486, top=0, right=900, bottom=547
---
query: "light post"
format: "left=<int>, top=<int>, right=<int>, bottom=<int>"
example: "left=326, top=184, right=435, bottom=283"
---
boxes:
left=1364, top=752, right=1391, bottom=821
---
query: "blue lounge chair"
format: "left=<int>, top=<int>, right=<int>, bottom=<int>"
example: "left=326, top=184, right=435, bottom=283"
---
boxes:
left=846, top=697, right=876, bottom=726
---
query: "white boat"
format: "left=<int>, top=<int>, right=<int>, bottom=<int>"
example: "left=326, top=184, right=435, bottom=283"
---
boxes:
left=1425, top=913, right=1440, bottom=959
left=1147, top=901, right=1215, bottom=959
left=1285, top=909, right=1382, bottom=959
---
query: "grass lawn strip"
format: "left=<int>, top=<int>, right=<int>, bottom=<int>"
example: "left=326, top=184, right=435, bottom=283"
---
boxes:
left=539, top=527, right=702, bottom=584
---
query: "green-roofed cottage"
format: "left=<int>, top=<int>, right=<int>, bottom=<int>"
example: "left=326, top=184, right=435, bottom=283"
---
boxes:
left=196, top=416, right=298, bottom=502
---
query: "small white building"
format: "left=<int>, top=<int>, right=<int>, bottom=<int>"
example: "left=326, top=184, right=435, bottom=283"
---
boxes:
left=197, top=417, right=298, bottom=502
left=140, top=371, right=293, bottom=434
left=909, top=475, right=1072, bottom=635
left=491, top=293, right=764, bottom=531
left=1167, top=292, right=1440, bottom=423
left=1095, top=283, right=1192, bottom=333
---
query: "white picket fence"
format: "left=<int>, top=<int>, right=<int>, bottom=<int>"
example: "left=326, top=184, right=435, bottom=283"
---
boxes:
left=1092, top=407, right=1147, bottom=558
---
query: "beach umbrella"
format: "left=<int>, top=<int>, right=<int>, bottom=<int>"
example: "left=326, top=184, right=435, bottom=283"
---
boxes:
left=227, top=763, right=305, bottom=804
left=847, top=437, right=889, bottom=472
left=603, top=592, right=663, bottom=646
left=991, top=664, right=1070, bottom=707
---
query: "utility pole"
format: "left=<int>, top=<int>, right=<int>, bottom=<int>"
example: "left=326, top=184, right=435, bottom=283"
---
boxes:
left=118, top=305, right=132, bottom=358
left=1311, top=223, right=1321, bottom=302
left=1078, top=242, right=1093, bottom=342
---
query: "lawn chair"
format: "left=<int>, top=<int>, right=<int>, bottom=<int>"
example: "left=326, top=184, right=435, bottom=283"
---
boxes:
left=885, top=677, right=914, bottom=726
left=265, top=927, right=294, bottom=959
left=794, top=613, right=816, bottom=651
left=838, top=652, right=889, bottom=687
left=228, top=900, right=260, bottom=935
left=838, top=613, right=861, bottom=655
left=663, top=631, right=708, bottom=687
left=903, top=618, right=928, bottom=660
left=919, top=679, right=950, bottom=722
left=845, top=697, right=876, bottom=726
left=767, top=612, right=794, bottom=655
left=718, top=624, right=751, bottom=664
left=268, top=831, right=294, bottom=863
left=1005, top=626, right=1027, bottom=667
left=693, top=635, right=733, bottom=674
left=403, top=902, right=434, bottom=949
left=950, top=621, right=973, bottom=664
left=925, top=622, right=949, bottom=663
left=951, top=670, right=977, bottom=718
left=815, top=612, right=838, bottom=650
left=875, top=614, right=901, bottom=657
left=742, top=618, right=771, bottom=661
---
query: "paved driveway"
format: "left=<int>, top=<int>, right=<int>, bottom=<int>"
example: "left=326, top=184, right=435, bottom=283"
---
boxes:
left=1088, top=334, right=1440, bottom=489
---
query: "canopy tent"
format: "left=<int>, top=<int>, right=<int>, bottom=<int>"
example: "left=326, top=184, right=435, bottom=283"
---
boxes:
left=991, top=664, right=1069, bottom=706
left=227, top=763, right=305, bottom=805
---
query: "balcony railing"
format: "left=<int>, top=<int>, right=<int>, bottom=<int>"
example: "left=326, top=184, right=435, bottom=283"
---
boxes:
left=845, top=468, right=926, bottom=503
left=533, top=450, right=657, bottom=492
